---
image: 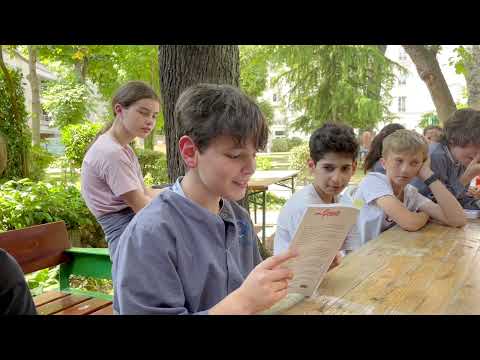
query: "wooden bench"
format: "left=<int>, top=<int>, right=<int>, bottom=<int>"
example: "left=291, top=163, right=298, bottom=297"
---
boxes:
left=0, top=221, right=113, bottom=315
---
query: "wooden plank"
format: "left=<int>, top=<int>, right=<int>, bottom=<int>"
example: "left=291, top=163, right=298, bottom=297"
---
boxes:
left=329, top=225, right=458, bottom=314
left=248, top=170, right=299, bottom=188
left=0, top=221, right=71, bottom=274
left=90, top=304, right=114, bottom=315
left=281, top=220, right=480, bottom=315
left=36, top=294, right=90, bottom=315
left=445, top=247, right=480, bottom=314
left=54, top=298, right=112, bottom=315
left=413, top=237, right=480, bottom=314
left=33, top=290, right=69, bottom=307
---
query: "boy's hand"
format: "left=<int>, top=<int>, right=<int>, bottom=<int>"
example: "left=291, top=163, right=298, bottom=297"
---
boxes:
left=233, top=249, right=298, bottom=314
left=418, top=157, right=434, bottom=181
left=328, top=252, right=342, bottom=271
left=464, top=152, right=480, bottom=179
left=467, top=186, right=480, bottom=199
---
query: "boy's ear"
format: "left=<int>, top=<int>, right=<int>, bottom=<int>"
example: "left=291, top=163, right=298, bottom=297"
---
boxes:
left=113, top=103, right=123, bottom=117
left=179, top=135, right=198, bottom=169
left=307, top=158, right=316, bottom=174
left=352, top=160, right=357, bottom=173
left=379, top=157, right=385, bottom=168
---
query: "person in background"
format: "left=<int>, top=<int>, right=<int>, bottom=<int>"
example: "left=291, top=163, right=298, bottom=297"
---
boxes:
left=363, top=123, right=405, bottom=174
left=412, top=109, right=480, bottom=210
left=274, top=123, right=359, bottom=260
left=423, top=125, right=443, bottom=145
left=81, top=81, right=165, bottom=261
left=351, top=129, right=466, bottom=247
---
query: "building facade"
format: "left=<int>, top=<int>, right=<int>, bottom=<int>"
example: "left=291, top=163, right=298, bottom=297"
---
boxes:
left=382, top=45, right=466, bottom=132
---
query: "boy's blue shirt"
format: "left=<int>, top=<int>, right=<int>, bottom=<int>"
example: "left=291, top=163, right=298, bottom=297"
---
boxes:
left=411, top=142, right=480, bottom=209
left=113, top=177, right=263, bottom=314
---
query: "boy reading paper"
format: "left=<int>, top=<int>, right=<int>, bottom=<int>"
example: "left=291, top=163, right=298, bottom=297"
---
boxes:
left=113, top=84, right=297, bottom=315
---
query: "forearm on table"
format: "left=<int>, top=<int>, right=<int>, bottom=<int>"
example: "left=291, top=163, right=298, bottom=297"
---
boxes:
left=428, top=181, right=467, bottom=227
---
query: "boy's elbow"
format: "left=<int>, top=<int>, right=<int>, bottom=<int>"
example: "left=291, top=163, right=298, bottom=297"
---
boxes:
left=402, top=223, right=424, bottom=232
left=398, top=217, right=427, bottom=232
left=449, top=217, right=467, bottom=228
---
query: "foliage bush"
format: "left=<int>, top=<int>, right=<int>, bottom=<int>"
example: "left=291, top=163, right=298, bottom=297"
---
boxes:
left=288, top=143, right=312, bottom=185
left=42, top=76, right=91, bottom=129
left=271, top=138, right=289, bottom=152
left=0, top=179, right=104, bottom=247
left=256, top=156, right=273, bottom=170
left=0, top=68, right=31, bottom=180
left=61, top=122, right=103, bottom=168
left=29, top=145, right=55, bottom=181
left=271, top=137, right=305, bottom=152
left=135, top=148, right=169, bottom=186
left=26, top=267, right=59, bottom=297
left=265, top=192, right=286, bottom=210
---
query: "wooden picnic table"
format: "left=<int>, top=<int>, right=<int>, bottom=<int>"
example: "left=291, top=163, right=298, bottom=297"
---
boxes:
left=247, top=170, right=299, bottom=244
left=279, top=219, right=480, bottom=315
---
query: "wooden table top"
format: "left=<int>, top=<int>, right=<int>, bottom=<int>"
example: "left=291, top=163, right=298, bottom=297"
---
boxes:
left=248, top=170, right=299, bottom=190
left=279, top=219, right=480, bottom=315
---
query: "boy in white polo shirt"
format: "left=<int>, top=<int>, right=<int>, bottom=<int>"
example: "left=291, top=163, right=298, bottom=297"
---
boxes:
left=351, top=129, right=466, bottom=247
left=274, top=123, right=360, bottom=264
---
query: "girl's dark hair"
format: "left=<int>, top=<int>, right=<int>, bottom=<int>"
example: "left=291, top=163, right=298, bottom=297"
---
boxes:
left=88, top=81, right=160, bottom=150
left=175, top=83, right=268, bottom=152
left=309, top=123, right=359, bottom=163
left=363, top=123, right=405, bottom=173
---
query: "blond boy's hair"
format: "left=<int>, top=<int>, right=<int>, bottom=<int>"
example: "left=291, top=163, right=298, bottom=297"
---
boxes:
left=382, top=129, right=428, bottom=160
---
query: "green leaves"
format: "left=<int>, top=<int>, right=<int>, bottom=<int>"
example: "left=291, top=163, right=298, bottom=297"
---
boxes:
left=135, top=148, right=169, bottom=186
left=0, top=67, right=31, bottom=180
left=0, top=179, right=103, bottom=245
left=61, top=122, right=103, bottom=168
left=257, top=45, right=396, bottom=131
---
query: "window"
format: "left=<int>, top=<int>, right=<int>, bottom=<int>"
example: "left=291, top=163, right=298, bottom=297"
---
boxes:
left=398, top=97, right=406, bottom=112
left=399, top=48, right=407, bottom=61
left=274, top=130, right=285, bottom=136
left=273, top=93, right=278, bottom=102
left=398, top=73, right=407, bottom=86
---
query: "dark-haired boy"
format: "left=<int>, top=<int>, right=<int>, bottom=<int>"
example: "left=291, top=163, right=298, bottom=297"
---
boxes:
left=113, top=84, right=297, bottom=315
left=274, top=123, right=359, bottom=261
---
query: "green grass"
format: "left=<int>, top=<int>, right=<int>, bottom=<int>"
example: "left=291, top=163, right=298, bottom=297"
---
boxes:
left=44, top=168, right=81, bottom=188
left=350, top=166, right=366, bottom=185
left=257, top=152, right=290, bottom=170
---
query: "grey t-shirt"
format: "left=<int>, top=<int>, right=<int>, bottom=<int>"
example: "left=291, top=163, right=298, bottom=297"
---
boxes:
left=411, top=142, right=480, bottom=209
left=113, top=178, right=263, bottom=315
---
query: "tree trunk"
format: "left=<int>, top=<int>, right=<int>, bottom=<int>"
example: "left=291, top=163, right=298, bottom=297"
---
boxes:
left=0, top=132, right=6, bottom=176
left=376, top=45, right=387, bottom=55
left=402, top=45, right=457, bottom=124
left=27, top=45, right=41, bottom=146
left=465, top=45, right=480, bottom=111
left=158, top=45, right=240, bottom=183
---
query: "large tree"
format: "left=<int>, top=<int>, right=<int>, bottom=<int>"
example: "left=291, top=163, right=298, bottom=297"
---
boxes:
left=402, top=45, right=457, bottom=124
left=158, top=45, right=239, bottom=182
left=254, top=45, right=397, bottom=132
left=452, top=45, right=480, bottom=110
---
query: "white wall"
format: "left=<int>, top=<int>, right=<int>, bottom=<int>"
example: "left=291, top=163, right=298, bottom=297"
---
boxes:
left=383, top=45, right=466, bottom=132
